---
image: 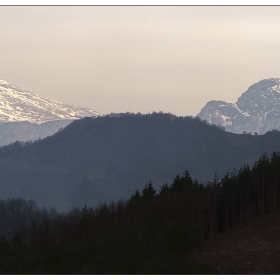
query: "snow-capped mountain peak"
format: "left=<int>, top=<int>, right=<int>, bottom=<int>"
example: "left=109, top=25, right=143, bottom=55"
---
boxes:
left=197, top=78, right=280, bottom=134
left=0, top=78, right=100, bottom=123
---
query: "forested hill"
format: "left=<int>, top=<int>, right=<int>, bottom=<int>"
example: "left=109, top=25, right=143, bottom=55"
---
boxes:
left=0, top=112, right=280, bottom=211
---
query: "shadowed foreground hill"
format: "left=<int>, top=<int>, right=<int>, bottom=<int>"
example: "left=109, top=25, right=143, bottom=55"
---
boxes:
left=192, top=211, right=280, bottom=274
left=0, top=112, right=280, bottom=211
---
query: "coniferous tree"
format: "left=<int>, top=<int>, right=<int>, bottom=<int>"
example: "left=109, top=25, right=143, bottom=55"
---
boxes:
left=141, top=181, right=156, bottom=198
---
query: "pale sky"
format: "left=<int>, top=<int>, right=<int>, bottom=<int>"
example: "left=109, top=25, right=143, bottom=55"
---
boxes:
left=1, top=5, right=280, bottom=116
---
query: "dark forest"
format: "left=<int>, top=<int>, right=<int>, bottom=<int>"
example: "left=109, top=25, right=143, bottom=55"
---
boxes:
left=1, top=151, right=280, bottom=274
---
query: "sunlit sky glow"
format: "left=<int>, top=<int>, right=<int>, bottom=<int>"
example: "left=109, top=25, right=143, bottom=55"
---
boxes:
left=1, top=5, right=280, bottom=116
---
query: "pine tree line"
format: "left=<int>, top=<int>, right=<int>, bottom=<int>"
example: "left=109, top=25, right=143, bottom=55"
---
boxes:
left=216, top=152, right=280, bottom=233
left=1, top=152, right=280, bottom=273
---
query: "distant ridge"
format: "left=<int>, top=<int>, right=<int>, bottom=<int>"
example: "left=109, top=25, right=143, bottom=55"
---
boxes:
left=198, top=78, right=280, bottom=134
left=0, top=113, right=279, bottom=211
left=0, top=78, right=100, bottom=123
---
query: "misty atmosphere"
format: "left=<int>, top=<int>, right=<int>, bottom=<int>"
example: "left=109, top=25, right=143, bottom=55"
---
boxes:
left=1, top=3, right=280, bottom=275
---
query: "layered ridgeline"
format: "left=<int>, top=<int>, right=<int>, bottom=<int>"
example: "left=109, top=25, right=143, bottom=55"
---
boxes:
left=0, top=79, right=100, bottom=145
left=0, top=112, right=280, bottom=211
left=198, top=78, right=280, bottom=134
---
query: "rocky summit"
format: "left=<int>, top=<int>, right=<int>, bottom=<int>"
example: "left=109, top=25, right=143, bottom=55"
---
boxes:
left=198, top=78, right=280, bottom=134
left=0, top=78, right=100, bottom=123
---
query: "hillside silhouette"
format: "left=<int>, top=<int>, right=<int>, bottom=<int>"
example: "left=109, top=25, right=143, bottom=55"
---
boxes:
left=0, top=112, right=280, bottom=210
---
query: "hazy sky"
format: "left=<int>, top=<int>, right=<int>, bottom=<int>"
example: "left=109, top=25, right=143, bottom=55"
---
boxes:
left=1, top=6, right=280, bottom=116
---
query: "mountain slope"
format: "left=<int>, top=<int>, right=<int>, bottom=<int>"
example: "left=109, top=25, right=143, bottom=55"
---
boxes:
left=0, top=78, right=100, bottom=123
left=198, top=78, right=280, bottom=134
left=193, top=211, right=280, bottom=274
left=0, top=113, right=280, bottom=211
left=0, top=120, right=73, bottom=146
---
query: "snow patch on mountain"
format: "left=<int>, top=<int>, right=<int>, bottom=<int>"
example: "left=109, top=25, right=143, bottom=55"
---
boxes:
left=0, top=78, right=100, bottom=123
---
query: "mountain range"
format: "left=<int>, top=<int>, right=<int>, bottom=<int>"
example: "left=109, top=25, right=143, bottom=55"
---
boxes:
left=2, top=77, right=280, bottom=146
left=0, top=112, right=279, bottom=211
left=198, top=78, right=280, bottom=134
left=0, top=78, right=100, bottom=145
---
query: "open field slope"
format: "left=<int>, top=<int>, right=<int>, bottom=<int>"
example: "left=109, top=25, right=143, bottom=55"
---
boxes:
left=193, top=211, right=280, bottom=274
